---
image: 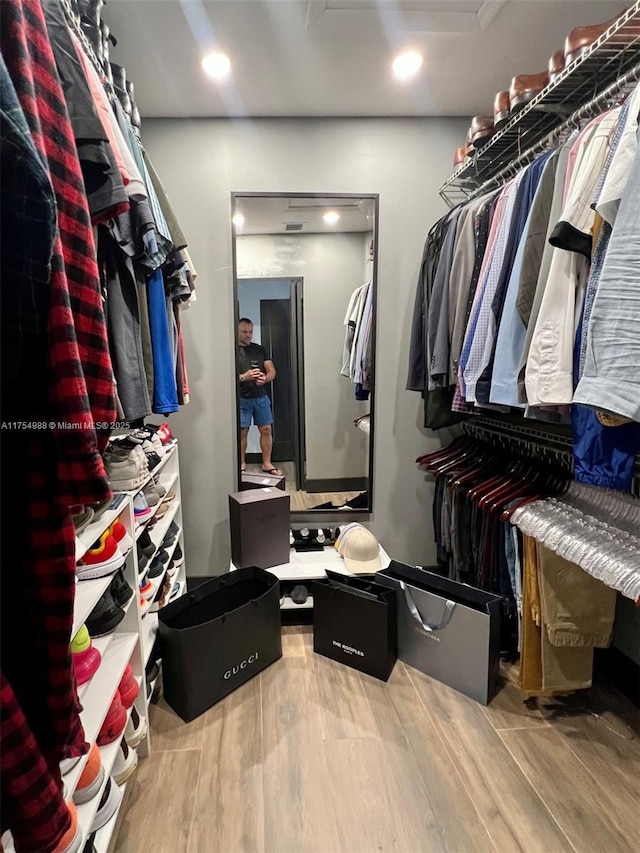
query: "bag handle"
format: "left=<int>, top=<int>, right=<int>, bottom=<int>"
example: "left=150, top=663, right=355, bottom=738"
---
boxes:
left=400, top=581, right=456, bottom=632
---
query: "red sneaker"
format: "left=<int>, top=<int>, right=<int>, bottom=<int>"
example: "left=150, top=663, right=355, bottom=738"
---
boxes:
left=118, top=664, right=139, bottom=709
left=110, top=518, right=133, bottom=553
left=77, top=531, right=125, bottom=580
left=97, top=690, right=127, bottom=746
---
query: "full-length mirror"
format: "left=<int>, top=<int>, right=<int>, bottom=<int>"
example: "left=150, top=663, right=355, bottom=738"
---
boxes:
left=231, top=193, right=378, bottom=513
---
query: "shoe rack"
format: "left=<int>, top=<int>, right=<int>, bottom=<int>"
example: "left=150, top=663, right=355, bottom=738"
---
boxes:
left=4, top=441, right=189, bottom=853
left=439, top=3, right=640, bottom=206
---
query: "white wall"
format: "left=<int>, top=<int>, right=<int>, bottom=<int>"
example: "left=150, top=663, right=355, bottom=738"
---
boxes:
left=143, top=117, right=466, bottom=575
left=237, top=233, right=369, bottom=481
left=237, top=276, right=291, bottom=455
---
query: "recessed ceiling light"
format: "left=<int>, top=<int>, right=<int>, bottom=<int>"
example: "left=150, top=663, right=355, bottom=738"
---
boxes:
left=392, top=50, right=423, bottom=80
left=323, top=211, right=340, bottom=225
left=202, top=51, right=231, bottom=81
left=232, top=213, right=245, bottom=227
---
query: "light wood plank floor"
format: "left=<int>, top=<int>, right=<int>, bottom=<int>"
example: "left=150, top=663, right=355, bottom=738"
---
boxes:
left=114, top=628, right=640, bottom=853
left=246, top=461, right=363, bottom=512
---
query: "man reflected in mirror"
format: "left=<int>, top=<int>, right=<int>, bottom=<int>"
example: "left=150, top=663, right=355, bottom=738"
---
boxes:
left=237, top=318, right=282, bottom=476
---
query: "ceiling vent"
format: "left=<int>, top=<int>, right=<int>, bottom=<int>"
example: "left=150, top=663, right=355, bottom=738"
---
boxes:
left=285, top=223, right=304, bottom=231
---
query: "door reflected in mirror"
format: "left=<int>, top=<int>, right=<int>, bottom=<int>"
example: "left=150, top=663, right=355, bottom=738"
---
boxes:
left=231, top=193, right=378, bottom=513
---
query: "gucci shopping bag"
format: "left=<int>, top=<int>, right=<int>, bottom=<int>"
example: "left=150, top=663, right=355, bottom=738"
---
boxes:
left=376, top=561, right=502, bottom=704
left=313, top=571, right=397, bottom=681
left=158, top=567, right=282, bottom=721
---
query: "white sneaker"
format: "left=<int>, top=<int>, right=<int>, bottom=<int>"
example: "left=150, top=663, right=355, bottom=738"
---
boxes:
left=124, top=707, right=147, bottom=748
left=112, top=738, right=138, bottom=785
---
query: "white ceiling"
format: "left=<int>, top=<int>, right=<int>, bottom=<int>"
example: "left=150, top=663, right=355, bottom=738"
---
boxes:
left=233, top=195, right=376, bottom=234
left=104, top=0, right=632, bottom=118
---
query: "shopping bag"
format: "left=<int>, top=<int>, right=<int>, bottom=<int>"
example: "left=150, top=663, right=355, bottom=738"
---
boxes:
left=376, top=561, right=502, bottom=704
left=158, top=567, right=282, bottom=721
left=313, top=571, right=397, bottom=681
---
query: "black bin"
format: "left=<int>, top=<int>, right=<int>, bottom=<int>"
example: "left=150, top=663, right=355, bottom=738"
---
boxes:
left=158, top=567, right=282, bottom=721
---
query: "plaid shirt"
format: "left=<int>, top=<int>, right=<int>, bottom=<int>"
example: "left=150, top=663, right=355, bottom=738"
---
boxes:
left=1, top=1, right=119, bottom=849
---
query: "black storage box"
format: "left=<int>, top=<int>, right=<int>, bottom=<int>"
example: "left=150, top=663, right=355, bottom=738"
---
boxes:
left=229, top=488, right=290, bottom=570
left=241, top=471, right=286, bottom=491
left=158, top=567, right=283, bottom=721
left=313, top=571, right=397, bottom=681
left=376, top=561, right=502, bottom=704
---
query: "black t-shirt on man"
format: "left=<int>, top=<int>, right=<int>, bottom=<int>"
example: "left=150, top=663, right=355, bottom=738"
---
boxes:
left=238, top=342, right=268, bottom=398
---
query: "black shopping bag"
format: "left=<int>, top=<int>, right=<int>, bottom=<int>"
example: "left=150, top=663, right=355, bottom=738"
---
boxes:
left=313, top=571, right=397, bottom=681
left=376, top=561, right=502, bottom=704
left=158, top=567, right=282, bottom=721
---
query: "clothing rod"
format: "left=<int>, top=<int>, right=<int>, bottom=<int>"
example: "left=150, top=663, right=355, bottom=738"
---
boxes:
left=60, top=0, right=113, bottom=89
left=467, top=61, right=640, bottom=200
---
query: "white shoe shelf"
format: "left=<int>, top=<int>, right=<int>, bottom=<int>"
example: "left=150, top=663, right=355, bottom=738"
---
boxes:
left=67, top=438, right=188, bottom=852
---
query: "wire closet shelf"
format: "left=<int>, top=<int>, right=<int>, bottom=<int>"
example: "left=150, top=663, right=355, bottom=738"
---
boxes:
left=439, top=2, right=640, bottom=207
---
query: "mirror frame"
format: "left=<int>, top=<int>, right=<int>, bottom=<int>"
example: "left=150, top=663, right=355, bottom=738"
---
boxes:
left=230, top=191, right=379, bottom=519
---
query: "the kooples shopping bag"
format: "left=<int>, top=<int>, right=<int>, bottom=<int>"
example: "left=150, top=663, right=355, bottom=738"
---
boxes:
left=158, top=567, right=282, bottom=721
left=313, top=571, right=397, bottom=681
left=376, top=561, right=502, bottom=704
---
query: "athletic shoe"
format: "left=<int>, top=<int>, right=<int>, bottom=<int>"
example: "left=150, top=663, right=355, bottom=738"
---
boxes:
left=89, top=778, right=123, bottom=832
left=147, top=549, right=169, bottom=579
left=139, top=576, right=154, bottom=601
left=118, top=664, right=139, bottom=709
left=124, top=706, right=147, bottom=748
left=86, top=588, right=125, bottom=638
left=138, top=529, right=155, bottom=558
left=137, top=545, right=149, bottom=573
left=163, top=521, right=180, bottom=547
left=71, top=625, right=101, bottom=685
left=157, top=422, right=174, bottom=445
left=82, top=833, right=97, bottom=853
left=166, top=559, right=178, bottom=578
left=149, top=576, right=171, bottom=612
left=112, top=737, right=138, bottom=785
left=106, top=456, right=148, bottom=492
left=110, top=518, right=133, bottom=553
left=142, top=482, right=162, bottom=507
left=172, top=543, right=184, bottom=567
left=169, top=581, right=182, bottom=601
left=60, top=755, right=82, bottom=776
left=145, top=660, right=160, bottom=696
left=133, top=493, right=153, bottom=522
left=77, top=531, right=125, bottom=580
left=110, top=569, right=133, bottom=607
left=97, top=691, right=127, bottom=747
left=52, top=802, right=82, bottom=853
left=72, top=507, right=94, bottom=535
left=73, top=744, right=105, bottom=805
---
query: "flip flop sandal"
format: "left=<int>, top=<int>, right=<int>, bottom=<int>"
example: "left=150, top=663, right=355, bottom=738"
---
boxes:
left=262, top=468, right=282, bottom=476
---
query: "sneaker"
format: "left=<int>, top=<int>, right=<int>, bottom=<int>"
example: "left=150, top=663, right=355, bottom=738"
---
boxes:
left=133, top=493, right=153, bottom=522
left=145, top=660, right=160, bottom=695
left=82, top=833, right=97, bottom=853
left=110, top=569, right=133, bottom=607
left=110, top=518, right=133, bottom=553
left=166, top=559, right=178, bottom=578
left=73, top=744, right=105, bottom=805
left=72, top=507, right=94, bottom=535
left=157, top=422, right=174, bottom=444
left=106, top=456, right=148, bottom=492
left=163, top=521, right=180, bottom=547
left=60, top=755, right=82, bottom=776
left=142, top=482, right=162, bottom=507
left=86, top=588, right=125, bottom=637
left=97, top=691, right=127, bottom=747
left=172, top=543, right=184, bottom=567
left=77, top=531, right=125, bottom=580
left=71, top=625, right=101, bottom=685
left=137, top=545, right=149, bottom=573
left=89, top=777, right=123, bottom=832
left=147, top=550, right=169, bottom=579
left=139, top=576, right=154, bottom=601
left=149, top=576, right=171, bottom=612
left=145, top=450, right=162, bottom=471
left=118, top=664, right=139, bottom=709
left=138, top=529, right=155, bottom=559
left=112, top=737, right=138, bottom=785
left=52, top=802, right=82, bottom=853
left=169, top=580, right=182, bottom=601
left=124, top=706, right=147, bottom=748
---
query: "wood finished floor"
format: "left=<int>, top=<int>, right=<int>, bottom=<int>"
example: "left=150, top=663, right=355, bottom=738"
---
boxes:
left=114, top=628, right=640, bottom=853
left=247, top=461, right=362, bottom=512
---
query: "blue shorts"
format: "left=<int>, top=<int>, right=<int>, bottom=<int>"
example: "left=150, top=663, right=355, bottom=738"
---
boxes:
left=240, top=395, right=273, bottom=428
